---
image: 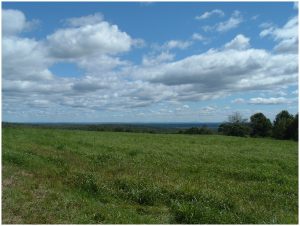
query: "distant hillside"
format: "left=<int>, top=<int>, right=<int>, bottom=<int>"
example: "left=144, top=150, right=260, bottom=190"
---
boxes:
left=2, top=122, right=221, bottom=134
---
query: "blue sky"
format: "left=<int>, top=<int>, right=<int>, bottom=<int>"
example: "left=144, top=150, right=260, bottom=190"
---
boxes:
left=2, top=2, right=298, bottom=122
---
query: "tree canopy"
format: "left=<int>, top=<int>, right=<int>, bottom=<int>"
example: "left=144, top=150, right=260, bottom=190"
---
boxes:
left=250, top=112, right=272, bottom=137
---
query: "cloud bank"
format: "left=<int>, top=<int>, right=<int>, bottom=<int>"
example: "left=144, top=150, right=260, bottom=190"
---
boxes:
left=2, top=7, right=298, bottom=122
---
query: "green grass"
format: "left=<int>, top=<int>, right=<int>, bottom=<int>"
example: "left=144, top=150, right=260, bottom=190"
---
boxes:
left=2, top=126, right=298, bottom=224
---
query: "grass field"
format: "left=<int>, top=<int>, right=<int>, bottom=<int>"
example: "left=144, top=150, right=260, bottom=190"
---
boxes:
left=2, top=126, right=298, bottom=224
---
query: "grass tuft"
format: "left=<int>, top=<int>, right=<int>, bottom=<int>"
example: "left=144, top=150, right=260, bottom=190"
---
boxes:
left=69, top=172, right=99, bottom=195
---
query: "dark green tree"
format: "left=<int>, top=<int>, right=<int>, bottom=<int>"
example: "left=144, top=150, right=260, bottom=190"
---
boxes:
left=287, top=113, right=298, bottom=141
left=272, top=110, right=294, bottom=139
left=250, top=113, right=272, bottom=137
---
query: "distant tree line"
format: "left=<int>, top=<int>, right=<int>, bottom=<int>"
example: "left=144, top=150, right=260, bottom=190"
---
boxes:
left=2, top=122, right=174, bottom=134
left=218, top=110, right=298, bottom=141
left=178, top=126, right=213, bottom=135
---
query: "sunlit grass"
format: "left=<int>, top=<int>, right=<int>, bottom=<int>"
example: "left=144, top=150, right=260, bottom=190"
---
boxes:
left=2, top=126, right=298, bottom=223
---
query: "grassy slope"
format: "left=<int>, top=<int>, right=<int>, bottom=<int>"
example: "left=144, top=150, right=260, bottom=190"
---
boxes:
left=2, top=127, right=298, bottom=224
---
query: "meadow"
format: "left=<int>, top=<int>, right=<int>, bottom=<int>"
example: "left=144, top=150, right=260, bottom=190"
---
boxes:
left=2, top=126, right=298, bottom=224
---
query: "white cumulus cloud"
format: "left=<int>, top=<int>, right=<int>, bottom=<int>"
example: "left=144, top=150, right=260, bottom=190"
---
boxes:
left=232, top=98, right=245, bottom=104
left=64, top=13, right=103, bottom=27
left=2, top=9, right=27, bottom=36
left=192, top=33, right=205, bottom=41
left=2, top=36, right=53, bottom=81
left=195, top=9, right=224, bottom=20
left=135, top=47, right=297, bottom=91
left=163, top=40, right=192, bottom=50
left=260, top=16, right=298, bottom=54
left=202, top=10, right=243, bottom=33
left=142, top=52, right=175, bottom=66
left=248, top=97, right=292, bottom=105
left=2, top=9, right=39, bottom=36
left=216, top=10, right=243, bottom=32
left=224, top=34, right=250, bottom=50
left=47, top=21, right=133, bottom=58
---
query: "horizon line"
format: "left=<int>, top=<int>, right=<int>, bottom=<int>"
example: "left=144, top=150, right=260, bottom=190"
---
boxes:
left=2, top=121, right=223, bottom=124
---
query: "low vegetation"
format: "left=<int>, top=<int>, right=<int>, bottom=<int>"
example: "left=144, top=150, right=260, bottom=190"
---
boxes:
left=2, top=126, right=298, bottom=224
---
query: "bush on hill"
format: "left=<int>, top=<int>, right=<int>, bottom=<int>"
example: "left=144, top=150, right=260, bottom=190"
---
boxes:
left=218, top=112, right=250, bottom=137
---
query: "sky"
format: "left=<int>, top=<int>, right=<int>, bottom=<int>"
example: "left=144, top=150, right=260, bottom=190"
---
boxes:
left=2, top=2, right=299, bottom=123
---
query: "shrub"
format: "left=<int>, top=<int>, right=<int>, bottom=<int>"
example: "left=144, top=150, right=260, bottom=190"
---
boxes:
left=218, top=112, right=250, bottom=137
left=218, top=123, right=250, bottom=137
